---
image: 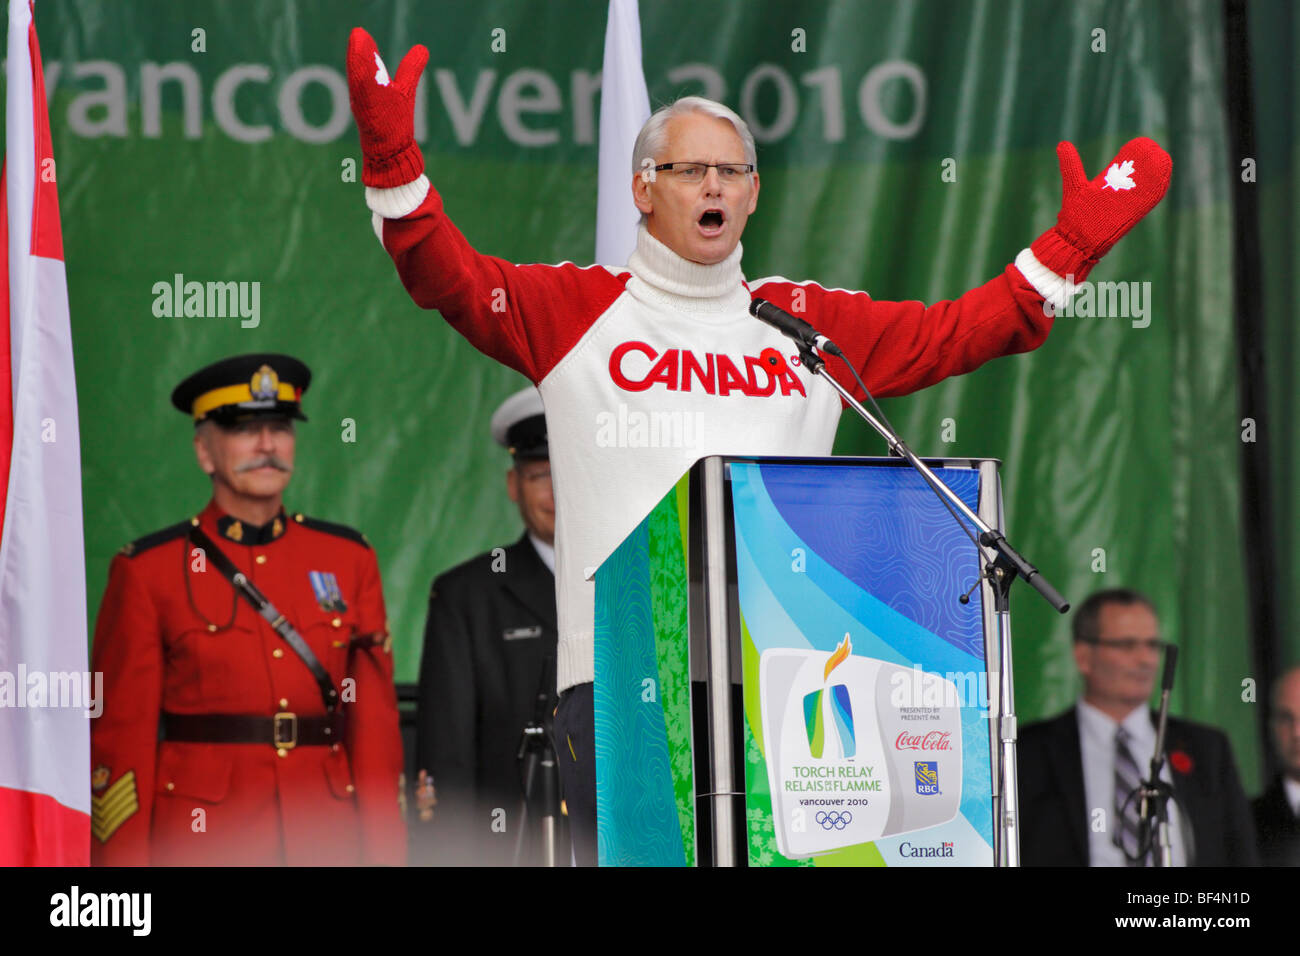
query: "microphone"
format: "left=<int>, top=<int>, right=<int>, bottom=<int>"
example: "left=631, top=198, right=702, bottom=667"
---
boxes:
left=1151, top=643, right=1177, bottom=771
left=749, top=297, right=843, bottom=357
left=1161, top=645, right=1178, bottom=695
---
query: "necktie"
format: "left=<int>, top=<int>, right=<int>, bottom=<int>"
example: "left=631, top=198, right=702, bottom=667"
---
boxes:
left=1114, top=726, right=1146, bottom=865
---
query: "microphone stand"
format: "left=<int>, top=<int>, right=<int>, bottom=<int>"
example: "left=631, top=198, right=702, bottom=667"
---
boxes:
left=515, top=654, right=561, bottom=866
left=1135, top=646, right=1178, bottom=867
left=790, top=336, right=1070, bottom=867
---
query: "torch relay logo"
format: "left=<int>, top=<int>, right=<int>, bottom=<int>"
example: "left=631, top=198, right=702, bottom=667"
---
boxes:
left=804, top=633, right=855, bottom=760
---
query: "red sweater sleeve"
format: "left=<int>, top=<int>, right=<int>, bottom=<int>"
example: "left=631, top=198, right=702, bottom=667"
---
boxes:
left=751, top=263, right=1053, bottom=400
left=379, top=181, right=630, bottom=383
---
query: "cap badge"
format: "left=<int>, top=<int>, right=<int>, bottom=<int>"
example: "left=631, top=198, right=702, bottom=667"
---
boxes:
left=250, top=364, right=280, bottom=401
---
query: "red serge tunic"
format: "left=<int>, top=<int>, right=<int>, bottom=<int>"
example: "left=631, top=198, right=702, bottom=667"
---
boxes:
left=90, top=501, right=406, bottom=865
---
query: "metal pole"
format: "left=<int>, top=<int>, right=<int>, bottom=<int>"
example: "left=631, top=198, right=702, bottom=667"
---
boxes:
left=540, top=748, right=558, bottom=867
left=976, top=461, right=1020, bottom=867
left=700, top=456, right=738, bottom=866
left=976, top=461, right=1004, bottom=864
left=995, top=602, right=1020, bottom=867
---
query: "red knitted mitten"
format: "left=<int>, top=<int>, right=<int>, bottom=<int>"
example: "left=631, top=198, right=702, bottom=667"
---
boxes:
left=346, top=27, right=428, bottom=188
left=1031, top=138, right=1172, bottom=283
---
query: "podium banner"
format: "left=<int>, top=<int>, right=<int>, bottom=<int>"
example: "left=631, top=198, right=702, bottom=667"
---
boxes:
left=731, top=461, right=995, bottom=867
left=593, top=477, right=694, bottom=866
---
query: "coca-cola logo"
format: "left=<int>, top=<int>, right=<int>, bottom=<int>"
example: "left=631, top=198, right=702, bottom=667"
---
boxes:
left=895, top=731, right=952, bottom=751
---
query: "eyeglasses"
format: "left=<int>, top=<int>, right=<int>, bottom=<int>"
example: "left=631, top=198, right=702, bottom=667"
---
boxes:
left=652, top=162, right=755, bottom=183
left=1080, top=637, right=1171, bottom=653
left=518, top=467, right=551, bottom=484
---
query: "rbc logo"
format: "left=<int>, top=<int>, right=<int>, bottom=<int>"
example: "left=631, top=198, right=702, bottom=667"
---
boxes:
left=915, top=761, right=939, bottom=795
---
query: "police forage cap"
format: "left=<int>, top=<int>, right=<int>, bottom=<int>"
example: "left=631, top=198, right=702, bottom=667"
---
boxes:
left=171, top=353, right=312, bottom=425
left=490, top=386, right=547, bottom=459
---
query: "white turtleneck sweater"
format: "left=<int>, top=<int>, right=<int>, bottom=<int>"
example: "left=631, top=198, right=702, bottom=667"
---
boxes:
left=370, top=174, right=1063, bottom=692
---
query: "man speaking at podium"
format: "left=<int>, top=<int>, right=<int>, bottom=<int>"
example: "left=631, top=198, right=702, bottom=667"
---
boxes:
left=346, top=28, right=1171, bottom=864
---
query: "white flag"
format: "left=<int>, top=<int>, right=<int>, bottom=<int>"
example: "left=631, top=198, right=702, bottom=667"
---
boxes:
left=595, top=0, right=651, bottom=267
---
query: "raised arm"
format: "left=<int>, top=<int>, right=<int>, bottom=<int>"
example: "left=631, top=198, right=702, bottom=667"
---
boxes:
left=345, top=28, right=628, bottom=384
left=752, top=137, right=1172, bottom=400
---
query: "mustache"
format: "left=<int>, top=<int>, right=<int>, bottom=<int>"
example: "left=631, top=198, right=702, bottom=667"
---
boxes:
left=235, top=456, right=293, bottom=473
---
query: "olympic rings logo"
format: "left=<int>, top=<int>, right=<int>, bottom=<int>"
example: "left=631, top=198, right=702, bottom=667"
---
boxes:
left=815, top=810, right=852, bottom=830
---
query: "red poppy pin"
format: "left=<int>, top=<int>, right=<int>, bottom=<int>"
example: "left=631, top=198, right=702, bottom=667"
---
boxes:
left=759, top=347, right=787, bottom=375
left=1169, top=750, right=1194, bottom=774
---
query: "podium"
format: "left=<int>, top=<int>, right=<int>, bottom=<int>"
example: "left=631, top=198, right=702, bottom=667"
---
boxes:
left=593, top=455, right=1015, bottom=867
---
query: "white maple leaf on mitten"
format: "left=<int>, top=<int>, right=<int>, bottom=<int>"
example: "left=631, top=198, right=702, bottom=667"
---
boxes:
left=1033, top=137, right=1171, bottom=281
left=1103, top=159, right=1136, bottom=191
left=347, top=29, right=428, bottom=187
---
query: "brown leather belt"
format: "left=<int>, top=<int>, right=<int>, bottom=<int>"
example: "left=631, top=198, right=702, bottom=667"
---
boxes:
left=161, top=711, right=344, bottom=750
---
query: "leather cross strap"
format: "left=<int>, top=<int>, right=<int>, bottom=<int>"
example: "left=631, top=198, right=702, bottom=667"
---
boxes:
left=188, top=524, right=340, bottom=714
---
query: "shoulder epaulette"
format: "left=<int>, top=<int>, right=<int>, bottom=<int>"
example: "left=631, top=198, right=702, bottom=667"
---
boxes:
left=291, top=512, right=371, bottom=549
left=117, top=520, right=193, bottom=558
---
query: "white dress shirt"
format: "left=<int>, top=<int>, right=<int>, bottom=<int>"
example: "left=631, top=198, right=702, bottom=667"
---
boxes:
left=528, top=533, right=555, bottom=575
left=1284, top=777, right=1300, bottom=817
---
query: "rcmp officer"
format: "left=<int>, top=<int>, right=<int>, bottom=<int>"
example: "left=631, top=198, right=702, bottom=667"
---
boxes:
left=90, top=353, right=407, bottom=866
left=414, top=387, right=561, bottom=865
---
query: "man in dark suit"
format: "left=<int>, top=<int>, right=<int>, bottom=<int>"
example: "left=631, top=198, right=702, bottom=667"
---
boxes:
left=413, top=387, right=561, bottom=865
left=1018, top=588, right=1257, bottom=866
left=1254, top=666, right=1300, bottom=866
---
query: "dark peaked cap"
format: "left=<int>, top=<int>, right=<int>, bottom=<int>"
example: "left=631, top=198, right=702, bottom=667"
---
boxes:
left=171, top=353, right=312, bottom=425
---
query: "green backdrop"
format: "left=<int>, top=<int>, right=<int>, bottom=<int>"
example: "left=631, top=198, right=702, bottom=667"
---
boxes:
left=11, top=0, right=1295, bottom=794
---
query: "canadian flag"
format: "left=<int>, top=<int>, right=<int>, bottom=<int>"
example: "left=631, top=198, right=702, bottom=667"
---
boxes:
left=0, top=0, right=90, bottom=865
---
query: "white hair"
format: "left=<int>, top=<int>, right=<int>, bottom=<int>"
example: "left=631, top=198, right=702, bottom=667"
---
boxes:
left=632, top=96, right=757, bottom=178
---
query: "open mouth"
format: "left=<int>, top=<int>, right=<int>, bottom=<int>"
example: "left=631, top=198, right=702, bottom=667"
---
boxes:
left=698, top=208, right=725, bottom=235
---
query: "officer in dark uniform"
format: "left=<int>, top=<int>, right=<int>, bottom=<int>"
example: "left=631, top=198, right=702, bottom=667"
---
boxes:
left=413, top=386, right=562, bottom=865
left=90, top=353, right=406, bottom=866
